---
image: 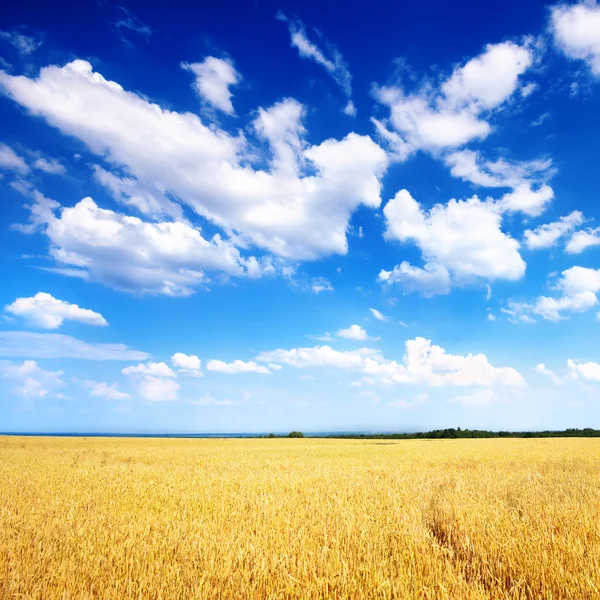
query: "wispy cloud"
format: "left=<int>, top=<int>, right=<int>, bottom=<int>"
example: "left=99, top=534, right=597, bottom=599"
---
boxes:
left=0, top=29, right=41, bottom=55
left=277, top=12, right=355, bottom=115
left=114, top=7, right=152, bottom=44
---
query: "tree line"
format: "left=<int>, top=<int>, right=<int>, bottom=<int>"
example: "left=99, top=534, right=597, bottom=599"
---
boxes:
left=263, top=428, right=600, bottom=439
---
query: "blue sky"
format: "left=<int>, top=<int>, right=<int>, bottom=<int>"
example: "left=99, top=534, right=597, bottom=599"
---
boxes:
left=1, top=0, right=600, bottom=433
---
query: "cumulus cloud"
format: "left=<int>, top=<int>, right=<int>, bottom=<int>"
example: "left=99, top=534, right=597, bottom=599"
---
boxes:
left=551, top=2, right=600, bottom=76
left=379, top=189, right=524, bottom=296
left=373, top=41, right=534, bottom=160
left=336, top=324, right=373, bottom=341
left=121, top=362, right=180, bottom=401
left=0, top=331, right=149, bottom=360
left=0, top=60, right=388, bottom=265
left=534, top=363, right=563, bottom=385
left=122, top=362, right=176, bottom=378
left=14, top=193, right=270, bottom=296
left=277, top=12, right=354, bottom=114
left=0, top=143, right=28, bottom=173
left=182, top=57, right=240, bottom=114
left=1, top=359, right=65, bottom=398
left=524, top=211, right=585, bottom=250
left=85, top=380, right=131, bottom=400
left=257, top=337, right=524, bottom=387
left=206, top=359, right=271, bottom=374
left=509, top=266, right=600, bottom=321
left=378, top=261, right=452, bottom=297
left=566, top=227, right=600, bottom=254
left=170, top=353, right=202, bottom=376
left=5, top=292, right=107, bottom=329
left=497, top=184, right=555, bottom=217
left=567, top=358, right=600, bottom=382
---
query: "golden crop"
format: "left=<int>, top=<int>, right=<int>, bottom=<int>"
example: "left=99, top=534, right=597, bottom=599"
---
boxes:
left=1, top=436, right=599, bottom=599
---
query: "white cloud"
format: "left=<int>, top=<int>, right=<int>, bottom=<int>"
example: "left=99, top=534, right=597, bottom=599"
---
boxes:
left=114, top=7, right=152, bottom=42
left=498, top=184, right=555, bottom=217
left=91, top=165, right=182, bottom=219
left=501, top=304, right=537, bottom=324
left=343, top=101, right=356, bottom=117
left=15, top=194, right=269, bottom=296
left=380, top=189, right=524, bottom=295
left=537, top=267, right=600, bottom=320
left=534, top=363, right=563, bottom=385
left=512, top=266, right=600, bottom=321
left=445, top=149, right=554, bottom=189
left=5, top=292, right=107, bottom=329
left=206, top=359, right=271, bottom=374
left=277, top=13, right=353, bottom=112
left=0, top=60, right=388, bottom=264
left=0, top=30, right=41, bottom=55
left=122, top=362, right=177, bottom=378
left=373, top=41, right=534, bottom=160
left=531, top=112, right=551, bottom=127
left=485, top=284, right=492, bottom=301
left=449, top=389, right=495, bottom=407
left=378, top=261, right=452, bottom=297
left=444, top=150, right=555, bottom=217
left=520, top=82, right=538, bottom=98
left=121, top=361, right=180, bottom=402
left=170, top=353, right=202, bottom=376
left=369, top=308, right=388, bottom=321
left=310, top=277, right=334, bottom=294
left=182, top=57, right=240, bottom=115
left=0, top=143, right=28, bottom=173
left=85, top=380, right=131, bottom=400
left=257, top=345, right=381, bottom=370
left=551, top=2, right=600, bottom=76
left=567, top=358, right=600, bottom=382
left=1, top=359, right=65, bottom=398
left=566, top=227, right=600, bottom=254
left=310, top=332, right=334, bottom=342
left=10, top=188, right=59, bottom=234
left=257, top=337, right=524, bottom=387
left=0, top=331, right=149, bottom=361
left=17, top=377, right=48, bottom=397
left=524, top=211, right=584, bottom=250
left=336, top=324, right=371, bottom=341
left=33, top=157, right=66, bottom=175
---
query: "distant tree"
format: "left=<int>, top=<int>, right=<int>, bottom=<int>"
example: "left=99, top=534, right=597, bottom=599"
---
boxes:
left=288, top=431, right=305, bottom=438
left=266, top=433, right=276, bottom=438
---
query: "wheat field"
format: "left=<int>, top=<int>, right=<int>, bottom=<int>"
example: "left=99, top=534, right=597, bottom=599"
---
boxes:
left=1, top=436, right=599, bottom=599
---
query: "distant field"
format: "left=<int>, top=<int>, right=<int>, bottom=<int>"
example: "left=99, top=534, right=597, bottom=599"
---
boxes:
left=1, top=437, right=599, bottom=599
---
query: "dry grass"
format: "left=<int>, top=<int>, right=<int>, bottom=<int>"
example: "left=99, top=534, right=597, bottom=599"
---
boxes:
left=1, top=436, right=599, bottom=599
